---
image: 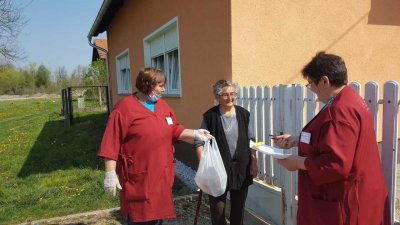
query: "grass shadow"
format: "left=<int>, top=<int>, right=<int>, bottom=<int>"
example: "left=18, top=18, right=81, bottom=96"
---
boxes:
left=17, top=113, right=108, bottom=178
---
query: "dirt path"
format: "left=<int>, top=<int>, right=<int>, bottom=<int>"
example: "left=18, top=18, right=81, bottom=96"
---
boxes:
left=0, top=94, right=60, bottom=101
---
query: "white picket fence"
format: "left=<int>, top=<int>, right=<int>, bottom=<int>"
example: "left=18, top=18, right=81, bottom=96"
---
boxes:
left=237, top=81, right=399, bottom=225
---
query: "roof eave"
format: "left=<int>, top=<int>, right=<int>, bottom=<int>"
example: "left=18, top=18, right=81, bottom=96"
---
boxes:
left=87, top=0, right=114, bottom=39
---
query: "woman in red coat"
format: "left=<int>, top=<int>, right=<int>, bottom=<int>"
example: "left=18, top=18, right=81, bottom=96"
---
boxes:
left=275, top=52, right=390, bottom=225
left=98, top=68, right=212, bottom=225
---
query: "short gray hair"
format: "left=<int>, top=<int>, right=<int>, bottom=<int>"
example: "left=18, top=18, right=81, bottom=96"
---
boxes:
left=212, top=80, right=239, bottom=96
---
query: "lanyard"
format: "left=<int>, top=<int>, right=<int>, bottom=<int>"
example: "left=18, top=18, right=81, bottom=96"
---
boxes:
left=320, top=97, right=335, bottom=112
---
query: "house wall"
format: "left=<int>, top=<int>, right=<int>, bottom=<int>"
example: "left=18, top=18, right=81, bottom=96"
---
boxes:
left=231, top=0, right=400, bottom=88
left=106, top=0, right=232, bottom=129
left=101, top=0, right=399, bottom=168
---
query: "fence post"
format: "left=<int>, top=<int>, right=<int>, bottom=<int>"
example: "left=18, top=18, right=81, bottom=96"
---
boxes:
left=61, top=89, right=66, bottom=116
left=256, top=86, right=265, bottom=180
left=106, top=86, right=111, bottom=115
left=67, top=87, right=73, bottom=125
left=293, top=85, right=305, bottom=201
left=63, top=88, right=70, bottom=125
left=365, top=81, right=379, bottom=138
left=306, top=89, right=317, bottom=122
left=249, top=86, right=257, bottom=138
left=272, top=85, right=281, bottom=186
left=264, top=86, right=273, bottom=184
left=243, top=87, right=249, bottom=111
left=381, top=81, right=399, bottom=225
left=98, top=86, right=102, bottom=111
left=349, top=81, right=361, bottom=94
left=281, top=85, right=297, bottom=225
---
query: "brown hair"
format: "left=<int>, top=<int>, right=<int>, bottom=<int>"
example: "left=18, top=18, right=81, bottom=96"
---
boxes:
left=135, top=67, right=166, bottom=94
left=302, top=51, right=348, bottom=87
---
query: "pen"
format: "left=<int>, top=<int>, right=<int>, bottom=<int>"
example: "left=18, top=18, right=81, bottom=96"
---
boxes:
left=269, top=134, right=277, bottom=139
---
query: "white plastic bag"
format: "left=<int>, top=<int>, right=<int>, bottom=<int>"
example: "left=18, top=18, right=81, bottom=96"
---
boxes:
left=195, top=138, right=227, bottom=197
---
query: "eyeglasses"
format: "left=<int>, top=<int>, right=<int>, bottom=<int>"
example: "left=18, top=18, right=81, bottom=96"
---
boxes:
left=305, top=79, right=320, bottom=89
left=305, top=81, right=314, bottom=89
left=219, top=92, right=237, bottom=99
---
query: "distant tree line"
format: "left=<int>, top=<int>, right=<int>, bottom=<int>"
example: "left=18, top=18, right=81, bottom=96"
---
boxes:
left=0, top=60, right=107, bottom=95
left=0, top=1, right=108, bottom=95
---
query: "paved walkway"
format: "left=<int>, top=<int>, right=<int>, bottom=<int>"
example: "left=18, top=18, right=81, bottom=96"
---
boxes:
left=166, top=194, right=271, bottom=225
left=20, top=194, right=271, bottom=225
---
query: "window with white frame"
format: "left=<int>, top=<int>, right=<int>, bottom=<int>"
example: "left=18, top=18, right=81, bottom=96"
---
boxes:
left=116, top=50, right=132, bottom=94
left=144, top=17, right=181, bottom=96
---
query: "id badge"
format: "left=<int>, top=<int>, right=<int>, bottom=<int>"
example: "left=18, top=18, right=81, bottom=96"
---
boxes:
left=300, top=131, right=311, bottom=144
left=166, top=117, right=173, bottom=125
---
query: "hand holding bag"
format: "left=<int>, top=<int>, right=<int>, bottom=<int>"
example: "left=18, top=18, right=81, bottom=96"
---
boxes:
left=194, top=138, right=227, bottom=197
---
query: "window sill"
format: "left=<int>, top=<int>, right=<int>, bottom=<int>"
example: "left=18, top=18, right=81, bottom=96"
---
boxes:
left=163, top=93, right=181, bottom=98
left=117, top=93, right=132, bottom=96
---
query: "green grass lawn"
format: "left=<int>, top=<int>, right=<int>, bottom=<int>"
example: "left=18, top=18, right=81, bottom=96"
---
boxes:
left=0, top=98, right=119, bottom=224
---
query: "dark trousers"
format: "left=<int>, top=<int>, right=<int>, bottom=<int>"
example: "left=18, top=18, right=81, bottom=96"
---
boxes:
left=208, top=187, right=248, bottom=225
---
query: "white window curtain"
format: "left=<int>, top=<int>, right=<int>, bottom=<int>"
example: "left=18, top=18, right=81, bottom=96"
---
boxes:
left=151, top=55, right=165, bottom=71
left=167, top=49, right=180, bottom=91
left=117, top=53, right=132, bottom=94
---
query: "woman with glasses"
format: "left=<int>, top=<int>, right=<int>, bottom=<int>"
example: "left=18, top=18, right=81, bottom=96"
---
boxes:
left=274, top=52, right=390, bottom=225
left=194, top=79, right=258, bottom=225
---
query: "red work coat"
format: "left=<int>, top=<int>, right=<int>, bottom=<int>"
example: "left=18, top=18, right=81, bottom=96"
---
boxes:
left=298, top=86, right=390, bottom=225
left=98, top=95, right=184, bottom=222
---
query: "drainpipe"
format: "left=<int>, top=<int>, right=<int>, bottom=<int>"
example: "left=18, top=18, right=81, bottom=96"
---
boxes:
left=88, top=37, right=113, bottom=113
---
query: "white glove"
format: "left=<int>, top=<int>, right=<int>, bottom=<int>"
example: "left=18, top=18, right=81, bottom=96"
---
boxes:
left=194, top=129, right=213, bottom=142
left=104, top=170, right=122, bottom=196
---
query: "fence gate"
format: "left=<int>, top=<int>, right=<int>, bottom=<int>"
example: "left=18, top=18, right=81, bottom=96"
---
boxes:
left=61, top=86, right=110, bottom=125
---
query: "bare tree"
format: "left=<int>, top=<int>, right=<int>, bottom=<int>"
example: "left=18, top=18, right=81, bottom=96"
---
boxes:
left=54, top=66, right=68, bottom=88
left=0, top=0, right=25, bottom=62
left=70, top=65, right=88, bottom=86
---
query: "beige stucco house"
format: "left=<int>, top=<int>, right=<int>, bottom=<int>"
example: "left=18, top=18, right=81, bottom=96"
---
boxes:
left=88, top=0, right=400, bottom=166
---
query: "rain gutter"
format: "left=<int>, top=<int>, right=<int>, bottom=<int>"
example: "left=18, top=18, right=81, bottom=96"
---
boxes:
left=87, top=0, right=113, bottom=110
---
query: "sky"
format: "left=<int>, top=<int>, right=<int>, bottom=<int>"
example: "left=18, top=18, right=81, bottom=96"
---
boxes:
left=14, top=0, right=106, bottom=74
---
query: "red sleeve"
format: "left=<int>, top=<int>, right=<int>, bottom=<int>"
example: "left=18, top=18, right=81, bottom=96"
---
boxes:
left=97, top=109, right=127, bottom=160
left=170, top=109, right=185, bottom=142
left=304, top=120, right=358, bottom=185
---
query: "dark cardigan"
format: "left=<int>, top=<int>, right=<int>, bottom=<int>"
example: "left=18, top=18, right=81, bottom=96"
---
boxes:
left=203, top=105, right=253, bottom=190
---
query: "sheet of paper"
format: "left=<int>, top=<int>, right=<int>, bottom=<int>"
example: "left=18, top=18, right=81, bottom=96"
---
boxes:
left=255, top=145, right=291, bottom=159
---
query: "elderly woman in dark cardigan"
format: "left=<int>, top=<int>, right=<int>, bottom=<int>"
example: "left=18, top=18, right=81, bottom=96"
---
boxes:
left=195, top=79, right=258, bottom=225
